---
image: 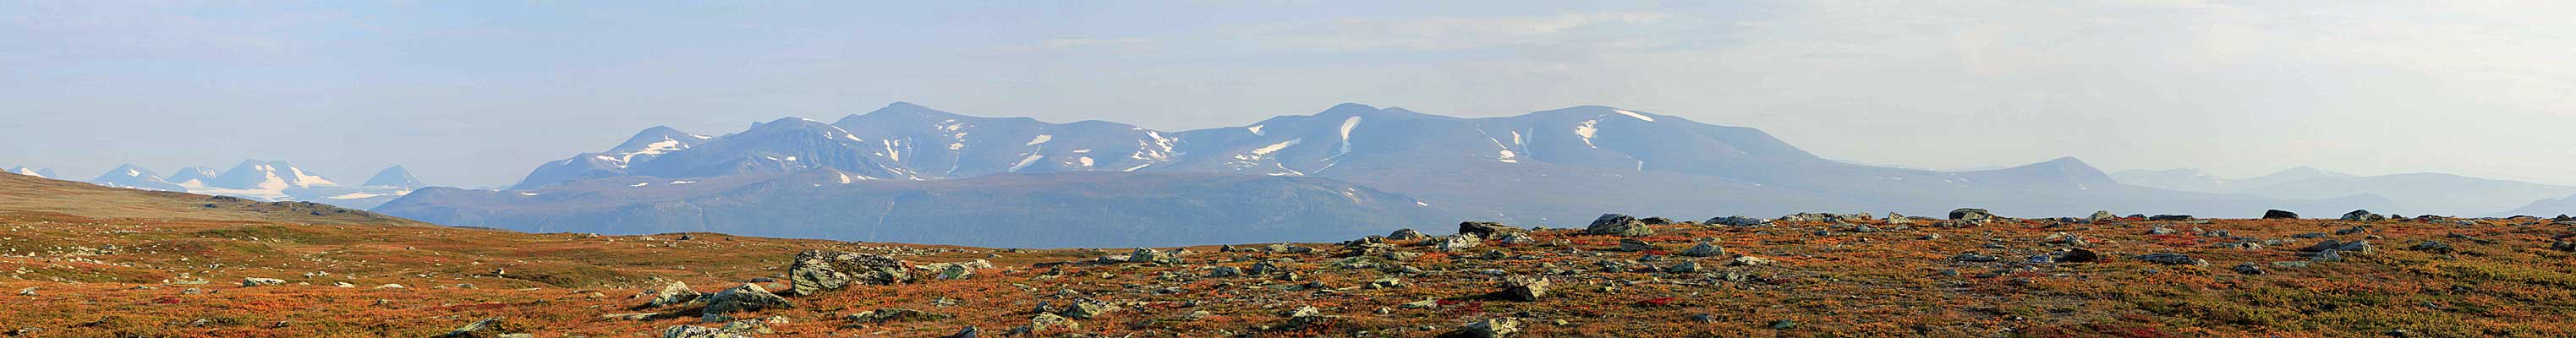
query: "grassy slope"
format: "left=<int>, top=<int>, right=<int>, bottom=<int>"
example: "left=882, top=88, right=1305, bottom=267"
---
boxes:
left=4, top=173, right=2576, bottom=337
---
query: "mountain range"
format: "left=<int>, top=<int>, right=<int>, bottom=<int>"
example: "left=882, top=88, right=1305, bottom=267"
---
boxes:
left=2110, top=167, right=2576, bottom=215
left=376, top=102, right=2486, bottom=248
left=10, top=161, right=438, bottom=210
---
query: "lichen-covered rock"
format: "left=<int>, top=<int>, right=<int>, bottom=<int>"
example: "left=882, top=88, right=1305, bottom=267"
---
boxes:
left=642, top=281, right=702, bottom=308
left=2135, top=253, right=2206, bottom=266
left=1499, top=275, right=1549, bottom=301
left=1387, top=228, right=1429, bottom=240
left=1678, top=242, right=1725, bottom=257
left=660, top=325, right=749, bottom=338
left=1948, top=208, right=1995, bottom=221
left=1456, top=221, right=1523, bottom=239
left=699, top=284, right=792, bottom=322
left=1616, top=238, right=1658, bottom=252
left=1436, top=235, right=1483, bottom=252
left=1460, top=318, right=1521, bottom=338
left=1707, top=215, right=1769, bottom=226
left=788, top=250, right=911, bottom=296
left=1583, top=214, right=1653, bottom=237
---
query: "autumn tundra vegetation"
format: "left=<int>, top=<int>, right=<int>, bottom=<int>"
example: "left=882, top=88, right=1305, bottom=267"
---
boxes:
left=4, top=172, right=2576, bottom=337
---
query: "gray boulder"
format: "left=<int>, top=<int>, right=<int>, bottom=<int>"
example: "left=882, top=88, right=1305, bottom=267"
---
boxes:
left=1460, top=318, right=1521, bottom=338
left=643, top=281, right=702, bottom=308
left=1583, top=214, right=1653, bottom=237
left=1388, top=228, right=1429, bottom=240
left=1948, top=208, right=1995, bottom=221
left=788, top=250, right=911, bottom=296
left=1706, top=215, right=1769, bottom=226
left=2341, top=210, right=2387, bottom=221
left=660, top=325, right=751, bottom=338
left=1499, top=275, right=1549, bottom=301
left=1616, top=239, right=1658, bottom=252
left=1436, top=235, right=1483, bottom=252
left=2262, top=210, right=2299, bottom=220
left=2135, top=253, right=2206, bottom=266
left=1456, top=221, right=1523, bottom=239
left=1678, top=243, right=1725, bottom=257
left=700, top=284, right=792, bottom=321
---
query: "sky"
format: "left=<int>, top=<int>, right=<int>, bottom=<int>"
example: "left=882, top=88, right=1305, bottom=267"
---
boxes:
left=4, top=1, right=2573, bottom=188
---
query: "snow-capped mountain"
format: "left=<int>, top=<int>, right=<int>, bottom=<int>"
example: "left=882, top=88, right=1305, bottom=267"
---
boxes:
left=511, top=126, right=714, bottom=189
left=6, top=166, right=52, bottom=178
left=393, top=102, right=2392, bottom=248
left=362, top=166, right=428, bottom=189
left=203, top=160, right=341, bottom=192
left=90, top=164, right=187, bottom=192
left=64, top=161, right=433, bottom=210
left=165, top=166, right=222, bottom=187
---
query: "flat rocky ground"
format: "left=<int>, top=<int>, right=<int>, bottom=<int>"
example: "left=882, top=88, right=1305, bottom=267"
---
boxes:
left=6, top=204, right=2576, bottom=337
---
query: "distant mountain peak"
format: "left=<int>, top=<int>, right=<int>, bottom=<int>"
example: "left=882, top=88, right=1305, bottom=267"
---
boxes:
left=851, top=101, right=965, bottom=120
left=207, top=160, right=340, bottom=191
left=363, top=166, right=428, bottom=188
left=88, top=164, right=186, bottom=192
left=2262, top=166, right=2353, bottom=179
left=8, top=166, right=50, bottom=178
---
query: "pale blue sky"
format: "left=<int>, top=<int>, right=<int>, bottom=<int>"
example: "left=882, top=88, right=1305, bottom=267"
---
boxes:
left=6, top=1, right=2573, bottom=188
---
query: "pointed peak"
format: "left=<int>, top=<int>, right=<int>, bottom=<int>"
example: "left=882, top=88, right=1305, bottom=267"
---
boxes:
left=365, top=165, right=428, bottom=188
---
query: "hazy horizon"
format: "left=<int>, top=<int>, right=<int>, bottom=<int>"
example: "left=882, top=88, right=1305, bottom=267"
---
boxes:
left=8, top=1, right=2573, bottom=188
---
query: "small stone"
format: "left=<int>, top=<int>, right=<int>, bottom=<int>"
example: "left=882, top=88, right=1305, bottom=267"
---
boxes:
left=2135, top=253, right=2206, bottom=266
left=2233, top=263, right=2267, bottom=275
left=1678, top=243, right=1724, bottom=257
left=1616, top=239, right=1658, bottom=252
left=1388, top=228, right=1429, bottom=240
left=1459, top=318, right=1520, bottom=338
left=1500, top=275, right=1550, bottom=301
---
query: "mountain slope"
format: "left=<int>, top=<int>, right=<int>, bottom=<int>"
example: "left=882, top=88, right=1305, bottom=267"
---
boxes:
left=0, top=171, right=420, bottom=225
left=2502, top=194, right=2576, bottom=216
left=378, top=171, right=1455, bottom=248
left=463, top=102, right=2399, bottom=243
left=2232, top=173, right=2576, bottom=215
left=2110, top=166, right=2567, bottom=215
left=512, top=126, right=715, bottom=189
